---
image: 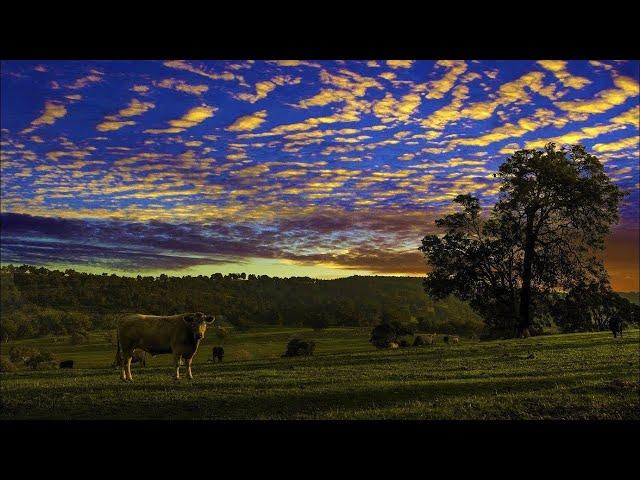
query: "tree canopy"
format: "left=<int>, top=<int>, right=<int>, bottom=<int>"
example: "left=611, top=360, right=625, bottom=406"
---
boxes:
left=420, top=144, right=628, bottom=337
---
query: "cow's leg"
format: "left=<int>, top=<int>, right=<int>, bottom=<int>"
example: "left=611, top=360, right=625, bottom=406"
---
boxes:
left=174, top=353, right=182, bottom=381
left=186, top=357, right=194, bottom=380
left=121, top=350, right=133, bottom=382
left=125, top=354, right=134, bottom=381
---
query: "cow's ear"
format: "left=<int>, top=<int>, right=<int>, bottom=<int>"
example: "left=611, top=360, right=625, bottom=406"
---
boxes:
left=205, top=315, right=215, bottom=325
left=183, top=314, right=195, bottom=323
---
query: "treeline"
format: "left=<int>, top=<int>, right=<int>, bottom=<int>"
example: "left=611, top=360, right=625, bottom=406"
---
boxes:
left=0, top=265, right=485, bottom=342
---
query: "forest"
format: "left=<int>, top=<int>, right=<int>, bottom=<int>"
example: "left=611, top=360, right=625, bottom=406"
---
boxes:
left=0, top=264, right=486, bottom=342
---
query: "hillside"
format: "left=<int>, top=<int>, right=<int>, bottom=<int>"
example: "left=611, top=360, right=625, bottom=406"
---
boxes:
left=1, top=328, right=638, bottom=420
left=0, top=265, right=484, bottom=340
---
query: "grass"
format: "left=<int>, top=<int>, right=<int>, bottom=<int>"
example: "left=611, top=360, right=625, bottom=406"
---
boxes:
left=1, top=327, right=638, bottom=420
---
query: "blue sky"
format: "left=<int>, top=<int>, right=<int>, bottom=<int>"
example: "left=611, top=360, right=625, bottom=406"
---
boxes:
left=1, top=60, right=638, bottom=288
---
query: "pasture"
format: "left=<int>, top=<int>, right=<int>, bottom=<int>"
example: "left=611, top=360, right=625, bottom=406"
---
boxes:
left=1, top=327, right=638, bottom=420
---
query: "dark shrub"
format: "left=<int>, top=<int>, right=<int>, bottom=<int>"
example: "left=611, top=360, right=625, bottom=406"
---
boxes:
left=398, top=339, right=410, bottom=348
left=25, top=350, right=56, bottom=369
left=310, top=315, right=329, bottom=331
left=370, top=322, right=416, bottom=349
left=9, top=346, right=38, bottom=364
left=370, top=323, right=397, bottom=349
left=413, top=335, right=425, bottom=346
left=70, top=330, right=89, bottom=345
left=283, top=338, right=316, bottom=357
left=214, top=327, right=229, bottom=341
left=0, top=358, right=17, bottom=372
left=59, top=360, right=74, bottom=369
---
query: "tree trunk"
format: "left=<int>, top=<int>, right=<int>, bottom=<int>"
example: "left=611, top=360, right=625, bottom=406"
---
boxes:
left=518, top=218, right=535, bottom=338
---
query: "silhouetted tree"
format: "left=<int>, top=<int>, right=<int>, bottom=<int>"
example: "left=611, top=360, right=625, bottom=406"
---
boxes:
left=420, top=144, right=625, bottom=337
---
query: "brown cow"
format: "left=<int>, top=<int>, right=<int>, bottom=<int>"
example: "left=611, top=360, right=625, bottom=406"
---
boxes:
left=112, top=348, right=147, bottom=368
left=116, top=312, right=214, bottom=382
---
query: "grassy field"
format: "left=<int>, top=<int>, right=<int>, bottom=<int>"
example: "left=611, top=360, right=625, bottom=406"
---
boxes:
left=1, top=327, right=638, bottom=420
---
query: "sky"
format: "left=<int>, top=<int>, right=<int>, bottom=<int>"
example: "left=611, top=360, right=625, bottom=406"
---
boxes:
left=0, top=60, right=638, bottom=290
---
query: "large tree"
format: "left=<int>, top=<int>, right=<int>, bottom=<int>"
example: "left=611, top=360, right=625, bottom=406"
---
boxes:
left=420, top=144, right=626, bottom=337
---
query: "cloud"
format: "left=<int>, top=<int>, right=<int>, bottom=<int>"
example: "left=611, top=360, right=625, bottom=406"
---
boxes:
left=20, top=101, right=67, bottom=134
left=64, top=70, right=103, bottom=90
left=611, top=105, right=639, bottom=126
left=96, top=120, right=136, bottom=132
left=236, top=76, right=301, bottom=103
left=593, top=136, right=638, bottom=153
left=373, top=92, right=421, bottom=123
left=424, top=60, right=467, bottom=99
left=96, top=98, right=155, bottom=132
left=460, top=71, right=554, bottom=121
left=525, top=123, right=624, bottom=149
left=554, top=75, right=638, bottom=115
left=163, top=60, right=242, bottom=83
left=537, top=60, right=591, bottom=89
left=144, top=105, right=216, bottom=134
left=155, top=78, right=208, bottom=95
left=227, top=110, right=268, bottom=131
left=386, top=60, right=414, bottom=69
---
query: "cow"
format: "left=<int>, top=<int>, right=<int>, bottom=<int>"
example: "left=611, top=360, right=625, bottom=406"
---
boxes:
left=59, top=360, right=74, bottom=369
left=609, top=316, right=623, bottom=338
left=212, top=346, right=224, bottom=362
left=112, top=348, right=147, bottom=368
left=116, top=312, right=214, bottom=382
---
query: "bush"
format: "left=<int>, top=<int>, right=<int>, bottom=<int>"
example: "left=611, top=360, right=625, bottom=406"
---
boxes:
left=25, top=350, right=56, bottom=370
left=70, top=330, right=89, bottom=345
left=310, top=315, right=329, bottom=331
left=9, top=346, right=38, bottom=364
left=283, top=338, right=316, bottom=357
left=369, top=322, right=416, bottom=349
left=369, top=323, right=396, bottom=349
left=0, top=358, right=17, bottom=372
left=214, top=327, right=229, bottom=341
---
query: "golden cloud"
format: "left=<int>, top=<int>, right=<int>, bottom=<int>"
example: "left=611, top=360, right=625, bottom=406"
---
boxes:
left=554, top=75, right=638, bottom=115
left=386, top=60, right=414, bottom=69
left=593, top=136, right=638, bottom=153
left=425, top=60, right=467, bottom=99
left=537, top=60, right=591, bottom=89
left=156, top=78, right=209, bottom=95
left=227, top=110, right=268, bottom=131
left=20, top=101, right=67, bottom=134
left=144, top=105, right=216, bottom=134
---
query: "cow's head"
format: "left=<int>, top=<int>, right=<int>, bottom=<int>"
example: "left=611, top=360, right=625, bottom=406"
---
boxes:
left=183, top=312, right=215, bottom=341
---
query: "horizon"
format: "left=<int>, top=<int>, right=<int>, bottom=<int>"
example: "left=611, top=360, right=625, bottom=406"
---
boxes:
left=1, top=60, right=638, bottom=290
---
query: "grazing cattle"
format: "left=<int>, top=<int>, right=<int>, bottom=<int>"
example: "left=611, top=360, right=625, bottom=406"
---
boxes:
left=212, top=346, right=224, bottom=362
left=399, top=339, right=410, bottom=348
left=451, top=336, right=460, bottom=344
left=388, top=342, right=399, bottom=349
left=283, top=339, right=316, bottom=357
left=116, top=312, right=214, bottom=382
left=443, top=336, right=449, bottom=344
left=59, top=360, right=74, bottom=369
left=609, top=316, right=623, bottom=338
left=413, top=335, right=426, bottom=346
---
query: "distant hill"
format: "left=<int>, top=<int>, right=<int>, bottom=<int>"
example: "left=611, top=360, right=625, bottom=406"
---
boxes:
left=616, top=292, right=640, bottom=305
left=0, top=265, right=484, bottom=341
